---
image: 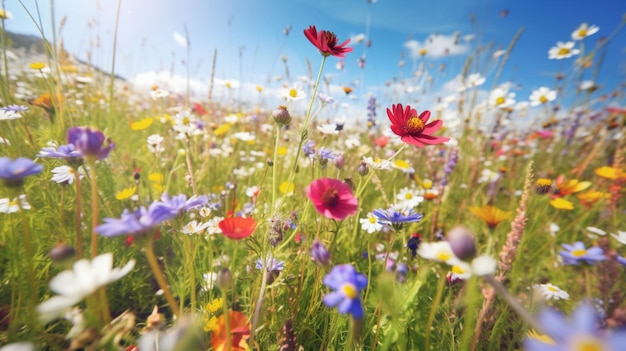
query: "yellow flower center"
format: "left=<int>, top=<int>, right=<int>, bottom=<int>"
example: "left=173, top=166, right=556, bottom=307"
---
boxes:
left=182, top=117, right=191, bottom=125
left=495, top=96, right=506, bottom=105
left=406, top=116, right=425, bottom=134
left=537, top=178, right=552, bottom=187
left=571, top=249, right=588, bottom=257
left=289, top=88, right=298, bottom=98
left=341, top=283, right=358, bottom=299
left=405, top=193, right=413, bottom=200
left=547, top=286, right=558, bottom=292
left=570, top=335, right=606, bottom=351
left=451, top=265, right=466, bottom=274
left=578, top=29, right=588, bottom=37
left=8, top=199, right=18, bottom=207
left=436, top=251, right=451, bottom=262
left=539, top=95, right=548, bottom=104
left=369, top=216, right=377, bottom=224
left=558, top=47, right=571, bottom=56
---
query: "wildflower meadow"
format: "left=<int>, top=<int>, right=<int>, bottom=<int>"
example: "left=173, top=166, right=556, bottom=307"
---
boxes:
left=1, top=2, right=626, bottom=350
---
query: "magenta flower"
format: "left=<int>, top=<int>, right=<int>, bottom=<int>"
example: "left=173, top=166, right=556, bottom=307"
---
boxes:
left=387, top=104, right=450, bottom=147
left=304, top=25, right=353, bottom=58
left=305, top=178, right=358, bottom=221
left=67, top=127, right=115, bottom=160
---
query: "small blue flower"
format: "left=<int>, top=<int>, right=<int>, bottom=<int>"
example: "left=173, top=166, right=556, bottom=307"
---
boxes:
left=0, top=157, right=43, bottom=187
left=95, top=203, right=176, bottom=237
left=303, top=140, right=316, bottom=158
left=524, top=301, right=626, bottom=351
left=38, top=144, right=83, bottom=163
left=372, top=207, right=423, bottom=230
left=1, top=105, right=29, bottom=112
left=559, top=241, right=605, bottom=265
left=154, top=193, right=208, bottom=216
left=323, top=264, right=367, bottom=319
left=255, top=255, right=285, bottom=272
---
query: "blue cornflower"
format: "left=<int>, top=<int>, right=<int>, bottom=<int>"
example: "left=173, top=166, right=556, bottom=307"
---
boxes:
left=38, top=144, right=83, bottom=163
left=323, top=264, right=368, bottom=319
left=255, top=255, right=285, bottom=272
left=0, top=157, right=43, bottom=187
left=618, top=256, right=626, bottom=267
left=559, top=241, right=605, bottom=265
left=154, top=193, right=208, bottom=216
left=524, top=301, right=626, bottom=351
left=303, top=140, right=316, bottom=158
left=67, top=127, right=115, bottom=160
left=95, top=203, right=176, bottom=237
left=318, top=148, right=337, bottom=161
left=1, top=105, right=29, bottom=112
left=372, top=207, right=423, bottom=230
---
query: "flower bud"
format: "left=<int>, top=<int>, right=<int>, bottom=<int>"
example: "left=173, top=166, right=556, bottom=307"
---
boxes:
left=272, top=105, right=292, bottom=126
left=357, top=161, right=369, bottom=176
left=49, top=243, right=76, bottom=263
left=216, top=267, right=233, bottom=291
left=311, top=240, right=331, bottom=266
left=334, top=154, right=345, bottom=170
left=446, top=226, right=477, bottom=261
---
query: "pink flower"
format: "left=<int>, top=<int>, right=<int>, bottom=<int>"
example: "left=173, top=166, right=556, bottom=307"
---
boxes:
left=304, top=26, right=353, bottom=58
left=306, top=178, right=358, bottom=221
left=386, top=104, right=450, bottom=147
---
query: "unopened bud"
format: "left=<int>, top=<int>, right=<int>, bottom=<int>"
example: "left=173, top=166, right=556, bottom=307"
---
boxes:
left=216, top=267, right=233, bottom=291
left=334, top=155, right=345, bottom=170
left=272, top=105, right=292, bottom=126
left=49, top=243, right=76, bottom=263
left=446, top=226, right=477, bottom=261
left=358, top=161, right=369, bottom=176
left=311, top=240, right=331, bottom=266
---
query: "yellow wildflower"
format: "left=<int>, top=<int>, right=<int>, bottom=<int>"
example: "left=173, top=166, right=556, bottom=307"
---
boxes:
left=214, top=124, right=230, bottom=137
left=550, top=198, right=574, bottom=210
left=149, top=173, right=163, bottom=193
left=29, top=62, right=46, bottom=70
left=470, top=205, right=513, bottom=229
left=206, top=298, right=224, bottom=314
left=277, top=146, right=288, bottom=157
left=204, top=315, right=218, bottom=332
left=280, top=181, right=295, bottom=194
left=115, top=186, right=136, bottom=200
left=130, top=117, right=154, bottom=131
left=577, top=190, right=608, bottom=207
left=595, top=166, right=624, bottom=180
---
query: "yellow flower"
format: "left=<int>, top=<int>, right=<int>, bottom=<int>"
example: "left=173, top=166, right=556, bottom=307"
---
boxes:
left=206, top=298, right=224, bottom=314
left=29, top=62, right=46, bottom=70
left=130, top=117, right=154, bottom=131
left=277, top=146, right=288, bottom=157
left=61, top=64, right=78, bottom=73
left=527, top=329, right=555, bottom=345
left=419, top=48, right=428, bottom=56
left=470, top=205, right=512, bottom=229
left=550, top=198, right=574, bottom=210
left=256, top=85, right=263, bottom=92
left=149, top=173, right=163, bottom=193
left=535, top=178, right=553, bottom=194
left=115, top=186, right=137, bottom=200
left=280, top=181, right=295, bottom=194
left=214, top=124, right=230, bottom=137
left=0, top=9, right=13, bottom=19
left=204, top=315, right=218, bottom=332
left=577, top=190, right=608, bottom=207
left=554, top=176, right=591, bottom=196
left=594, top=166, right=624, bottom=180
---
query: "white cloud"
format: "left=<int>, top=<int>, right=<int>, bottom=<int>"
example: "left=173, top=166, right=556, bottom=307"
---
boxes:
left=173, top=31, right=188, bottom=47
left=404, top=33, right=469, bottom=59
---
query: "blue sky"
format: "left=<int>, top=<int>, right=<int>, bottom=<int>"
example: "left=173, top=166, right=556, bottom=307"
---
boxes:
left=4, top=0, right=626, bottom=115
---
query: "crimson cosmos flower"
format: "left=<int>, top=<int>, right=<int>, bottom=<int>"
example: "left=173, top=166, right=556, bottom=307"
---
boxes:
left=218, top=217, right=257, bottom=240
left=306, top=178, right=358, bottom=221
left=386, top=104, right=450, bottom=147
left=304, top=25, right=353, bottom=58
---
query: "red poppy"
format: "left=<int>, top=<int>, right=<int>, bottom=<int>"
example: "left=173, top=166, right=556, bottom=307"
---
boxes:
left=211, top=311, right=250, bottom=351
left=386, top=104, right=450, bottom=147
left=219, top=217, right=257, bottom=240
left=305, top=178, right=358, bottom=221
left=304, top=25, right=353, bottom=58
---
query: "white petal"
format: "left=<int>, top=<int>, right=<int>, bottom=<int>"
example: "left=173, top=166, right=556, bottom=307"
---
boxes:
left=37, top=295, right=83, bottom=323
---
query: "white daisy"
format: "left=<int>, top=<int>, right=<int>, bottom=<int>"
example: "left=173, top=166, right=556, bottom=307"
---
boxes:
left=362, top=156, right=392, bottom=171
left=466, top=73, right=486, bottom=88
left=281, top=86, right=306, bottom=101
left=610, top=231, right=626, bottom=245
left=470, top=255, right=497, bottom=276
left=571, top=23, right=599, bottom=41
left=50, top=165, right=85, bottom=185
left=548, top=41, right=580, bottom=60
left=0, top=195, right=31, bottom=213
left=147, top=134, right=165, bottom=154
left=37, top=253, right=135, bottom=323
left=417, top=241, right=460, bottom=265
left=359, top=212, right=383, bottom=234
left=181, top=220, right=211, bottom=235
left=317, top=123, right=339, bottom=135
left=534, top=283, right=570, bottom=300
left=489, top=87, right=516, bottom=109
left=205, top=216, right=224, bottom=235
left=396, top=187, right=424, bottom=208
left=448, top=261, right=473, bottom=280
left=529, top=87, right=557, bottom=106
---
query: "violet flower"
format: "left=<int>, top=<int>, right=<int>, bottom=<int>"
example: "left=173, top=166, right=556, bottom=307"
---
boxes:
left=323, top=264, right=367, bottom=319
left=0, top=157, right=43, bottom=187
left=67, top=127, right=115, bottom=160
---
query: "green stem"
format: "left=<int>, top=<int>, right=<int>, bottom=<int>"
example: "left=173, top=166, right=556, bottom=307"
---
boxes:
left=424, top=270, right=446, bottom=351
left=20, top=205, right=38, bottom=323
left=290, top=56, right=327, bottom=175
left=271, top=125, right=281, bottom=207
left=88, top=159, right=99, bottom=258
left=144, top=240, right=181, bottom=318
left=483, top=275, right=543, bottom=332
left=221, top=293, right=232, bottom=350
left=75, top=170, right=83, bottom=258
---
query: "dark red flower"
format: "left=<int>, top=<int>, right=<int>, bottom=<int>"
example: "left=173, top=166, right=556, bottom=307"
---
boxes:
left=304, top=26, right=353, bottom=58
left=306, top=178, right=358, bottom=221
left=386, top=104, right=450, bottom=147
left=219, top=217, right=257, bottom=240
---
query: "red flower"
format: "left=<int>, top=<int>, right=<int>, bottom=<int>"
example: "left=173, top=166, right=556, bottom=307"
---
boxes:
left=306, top=178, right=358, bottom=221
left=304, top=26, right=353, bottom=58
left=386, top=104, right=450, bottom=147
left=219, top=217, right=257, bottom=240
left=211, top=311, right=250, bottom=351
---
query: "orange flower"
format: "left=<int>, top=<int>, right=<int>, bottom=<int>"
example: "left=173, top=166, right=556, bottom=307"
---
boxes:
left=577, top=190, right=608, bottom=208
left=211, top=311, right=250, bottom=351
left=470, top=205, right=512, bottom=229
left=342, top=86, right=353, bottom=95
left=553, top=175, right=591, bottom=196
left=595, top=166, right=624, bottom=180
left=218, top=217, right=257, bottom=240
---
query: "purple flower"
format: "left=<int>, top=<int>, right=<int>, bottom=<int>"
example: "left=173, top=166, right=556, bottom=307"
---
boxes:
left=95, top=203, right=175, bottom=237
left=154, top=193, right=208, bottom=216
left=0, top=157, right=43, bottom=187
left=323, top=264, right=367, bottom=319
left=303, top=140, right=316, bottom=158
left=372, top=207, right=423, bottom=230
left=38, top=144, right=83, bottom=163
left=311, top=240, right=331, bottom=266
left=559, top=241, right=605, bottom=265
left=524, top=301, right=626, bottom=351
left=618, top=256, right=626, bottom=267
left=67, top=127, right=115, bottom=160
left=255, top=256, right=285, bottom=272
left=1, top=105, right=29, bottom=112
